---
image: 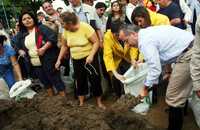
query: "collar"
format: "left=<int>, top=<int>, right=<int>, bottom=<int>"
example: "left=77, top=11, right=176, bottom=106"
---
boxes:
left=71, top=3, right=89, bottom=14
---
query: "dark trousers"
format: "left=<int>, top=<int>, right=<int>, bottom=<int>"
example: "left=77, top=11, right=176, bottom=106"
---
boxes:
left=0, top=67, right=15, bottom=89
left=18, top=56, right=31, bottom=79
left=73, top=56, right=103, bottom=97
left=33, top=66, right=65, bottom=92
left=61, top=57, right=70, bottom=76
left=112, top=60, right=130, bottom=97
left=168, top=106, right=184, bottom=130
left=99, top=50, right=112, bottom=92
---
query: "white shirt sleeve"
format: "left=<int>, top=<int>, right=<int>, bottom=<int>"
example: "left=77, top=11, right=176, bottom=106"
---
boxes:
left=141, top=43, right=162, bottom=87
left=126, top=4, right=135, bottom=23
left=179, top=0, right=193, bottom=22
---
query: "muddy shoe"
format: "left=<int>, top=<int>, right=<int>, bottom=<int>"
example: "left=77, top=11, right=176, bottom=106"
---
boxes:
left=47, top=88, right=54, bottom=97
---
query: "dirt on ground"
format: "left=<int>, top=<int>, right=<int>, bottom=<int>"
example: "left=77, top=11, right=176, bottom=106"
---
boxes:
left=0, top=93, right=165, bottom=130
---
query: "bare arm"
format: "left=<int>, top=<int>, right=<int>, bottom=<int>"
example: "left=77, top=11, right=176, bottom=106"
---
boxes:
left=85, top=32, right=100, bottom=64
left=37, top=41, right=52, bottom=56
left=57, top=38, right=68, bottom=62
left=42, top=41, right=52, bottom=51
left=55, top=38, right=69, bottom=69
left=170, top=18, right=182, bottom=26
left=88, top=32, right=100, bottom=58
left=10, top=56, right=22, bottom=81
left=96, top=30, right=103, bottom=48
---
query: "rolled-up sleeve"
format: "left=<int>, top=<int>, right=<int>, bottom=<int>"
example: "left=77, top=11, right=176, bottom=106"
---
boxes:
left=191, top=16, right=200, bottom=91
left=141, top=43, right=162, bottom=87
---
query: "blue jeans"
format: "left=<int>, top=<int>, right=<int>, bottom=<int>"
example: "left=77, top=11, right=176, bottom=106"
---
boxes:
left=3, top=69, right=15, bottom=89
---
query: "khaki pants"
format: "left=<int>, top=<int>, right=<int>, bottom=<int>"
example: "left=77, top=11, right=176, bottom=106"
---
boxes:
left=166, top=49, right=193, bottom=107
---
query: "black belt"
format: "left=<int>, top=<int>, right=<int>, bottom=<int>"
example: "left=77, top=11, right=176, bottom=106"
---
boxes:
left=182, top=41, right=193, bottom=54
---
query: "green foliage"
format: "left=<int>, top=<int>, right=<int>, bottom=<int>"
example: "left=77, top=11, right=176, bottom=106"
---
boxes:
left=0, top=0, right=44, bottom=29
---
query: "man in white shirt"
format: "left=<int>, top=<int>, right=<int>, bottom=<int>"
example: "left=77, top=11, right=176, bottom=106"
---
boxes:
left=95, top=2, right=108, bottom=34
left=188, top=0, right=200, bottom=34
left=125, top=25, right=198, bottom=130
left=126, top=0, right=139, bottom=23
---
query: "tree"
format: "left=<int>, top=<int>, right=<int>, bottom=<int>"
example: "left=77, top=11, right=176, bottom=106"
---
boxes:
left=0, top=0, right=44, bottom=29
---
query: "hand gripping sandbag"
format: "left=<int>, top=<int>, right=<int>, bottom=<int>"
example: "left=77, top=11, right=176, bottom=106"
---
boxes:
left=122, top=63, right=149, bottom=97
left=9, top=79, right=36, bottom=99
left=189, top=92, right=200, bottom=128
left=122, top=63, right=152, bottom=115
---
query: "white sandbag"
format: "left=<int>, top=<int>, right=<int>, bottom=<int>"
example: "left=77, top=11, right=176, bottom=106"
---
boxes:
left=0, top=78, right=10, bottom=99
left=122, top=63, right=148, bottom=97
left=122, top=63, right=152, bottom=115
left=132, top=96, right=151, bottom=115
left=189, top=92, right=200, bottom=128
left=9, top=79, right=36, bottom=100
left=132, top=103, right=149, bottom=115
left=17, top=89, right=36, bottom=99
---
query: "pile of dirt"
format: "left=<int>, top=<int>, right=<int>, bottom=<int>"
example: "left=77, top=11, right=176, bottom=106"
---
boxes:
left=0, top=93, right=164, bottom=130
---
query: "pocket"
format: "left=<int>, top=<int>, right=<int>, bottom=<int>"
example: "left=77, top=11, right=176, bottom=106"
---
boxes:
left=176, top=49, right=192, bottom=63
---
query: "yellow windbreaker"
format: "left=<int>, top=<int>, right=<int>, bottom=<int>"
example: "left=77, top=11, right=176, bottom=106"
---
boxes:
left=103, top=30, right=143, bottom=72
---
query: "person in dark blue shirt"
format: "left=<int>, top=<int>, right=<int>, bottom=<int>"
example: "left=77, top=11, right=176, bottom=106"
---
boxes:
left=157, top=0, right=186, bottom=29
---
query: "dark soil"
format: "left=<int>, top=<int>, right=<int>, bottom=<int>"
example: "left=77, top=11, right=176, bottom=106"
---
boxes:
left=0, top=93, right=164, bottom=130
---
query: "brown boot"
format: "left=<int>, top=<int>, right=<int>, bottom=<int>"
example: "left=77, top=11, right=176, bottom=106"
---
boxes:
left=47, top=88, right=54, bottom=97
left=59, top=91, right=65, bottom=97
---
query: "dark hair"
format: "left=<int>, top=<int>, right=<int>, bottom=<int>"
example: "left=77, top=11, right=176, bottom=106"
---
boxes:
left=42, top=0, right=52, bottom=8
left=60, top=12, right=78, bottom=25
left=111, top=1, right=123, bottom=16
left=18, top=11, right=38, bottom=32
left=121, top=24, right=140, bottom=35
left=111, top=20, right=124, bottom=34
left=95, top=2, right=107, bottom=9
left=131, top=6, right=151, bottom=26
left=111, top=20, right=140, bottom=34
left=37, top=12, right=45, bottom=17
left=0, top=35, right=7, bottom=45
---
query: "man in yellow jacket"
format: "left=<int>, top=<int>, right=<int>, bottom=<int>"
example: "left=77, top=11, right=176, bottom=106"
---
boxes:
left=103, top=21, right=143, bottom=97
left=131, top=6, right=170, bottom=28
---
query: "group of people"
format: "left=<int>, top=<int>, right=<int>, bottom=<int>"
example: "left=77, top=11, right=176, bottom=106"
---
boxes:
left=1, top=0, right=200, bottom=130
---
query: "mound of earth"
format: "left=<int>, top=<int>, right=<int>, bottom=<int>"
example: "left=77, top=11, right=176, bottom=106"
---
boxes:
left=0, top=93, right=164, bottom=130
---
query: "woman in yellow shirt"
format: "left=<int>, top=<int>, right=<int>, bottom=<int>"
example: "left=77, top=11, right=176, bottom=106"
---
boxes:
left=131, top=6, right=170, bottom=28
left=55, top=12, right=105, bottom=109
left=103, top=21, right=143, bottom=97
